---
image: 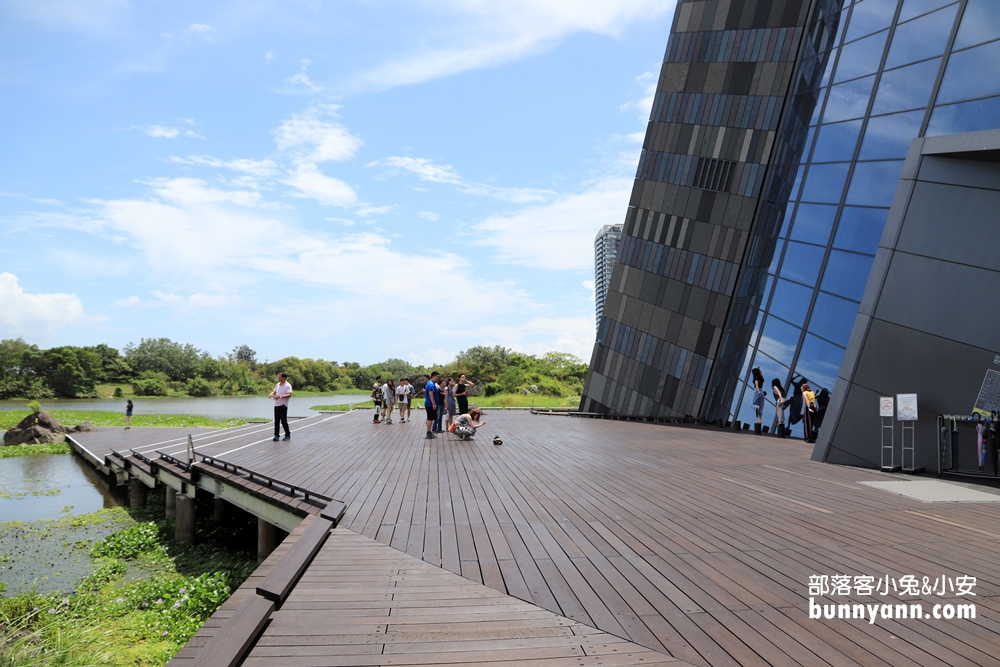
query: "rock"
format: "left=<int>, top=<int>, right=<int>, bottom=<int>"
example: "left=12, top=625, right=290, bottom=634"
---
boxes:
left=71, top=421, right=96, bottom=433
left=3, top=410, right=70, bottom=446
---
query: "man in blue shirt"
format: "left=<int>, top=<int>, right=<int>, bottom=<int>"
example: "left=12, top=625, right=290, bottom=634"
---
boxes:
left=424, top=371, right=440, bottom=440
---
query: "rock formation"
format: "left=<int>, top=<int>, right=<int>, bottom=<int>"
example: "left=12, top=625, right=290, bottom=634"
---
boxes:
left=1, top=410, right=91, bottom=446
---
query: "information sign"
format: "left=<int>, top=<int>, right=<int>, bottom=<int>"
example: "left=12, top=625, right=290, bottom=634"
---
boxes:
left=897, top=393, right=918, bottom=421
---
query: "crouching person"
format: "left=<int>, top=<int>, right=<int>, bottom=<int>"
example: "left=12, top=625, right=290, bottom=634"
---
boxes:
left=453, top=408, right=486, bottom=440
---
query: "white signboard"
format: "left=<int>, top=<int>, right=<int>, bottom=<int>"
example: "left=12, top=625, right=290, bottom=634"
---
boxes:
left=879, top=397, right=894, bottom=418
left=897, top=394, right=918, bottom=421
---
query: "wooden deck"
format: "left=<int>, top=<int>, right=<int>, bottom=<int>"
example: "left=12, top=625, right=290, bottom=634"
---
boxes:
left=77, top=411, right=1000, bottom=666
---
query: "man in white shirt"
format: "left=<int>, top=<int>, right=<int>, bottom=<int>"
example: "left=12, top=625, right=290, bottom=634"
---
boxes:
left=268, top=372, right=293, bottom=441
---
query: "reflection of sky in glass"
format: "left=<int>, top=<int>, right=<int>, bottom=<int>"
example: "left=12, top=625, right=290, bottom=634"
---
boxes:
left=780, top=242, right=826, bottom=286
left=758, top=317, right=800, bottom=365
left=899, top=0, right=957, bottom=23
left=884, top=5, right=957, bottom=69
left=845, top=0, right=898, bottom=43
left=858, top=110, right=923, bottom=160
left=936, top=40, right=1000, bottom=104
left=812, top=120, right=863, bottom=162
left=809, top=292, right=861, bottom=348
left=824, top=75, right=875, bottom=122
left=953, top=0, right=1000, bottom=49
left=872, top=58, right=940, bottom=114
left=790, top=204, right=837, bottom=244
left=834, top=30, right=888, bottom=83
left=927, top=96, right=1000, bottom=136
left=801, top=162, right=850, bottom=204
left=768, top=238, right=786, bottom=274
left=834, top=206, right=889, bottom=255
left=846, top=160, right=905, bottom=207
left=821, top=251, right=876, bottom=301
left=795, top=334, right=845, bottom=392
left=755, top=351, right=791, bottom=388
left=769, top=279, right=813, bottom=327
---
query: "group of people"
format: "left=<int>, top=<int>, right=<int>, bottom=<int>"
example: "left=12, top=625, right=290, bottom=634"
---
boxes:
left=751, top=367, right=821, bottom=442
left=371, top=372, right=486, bottom=440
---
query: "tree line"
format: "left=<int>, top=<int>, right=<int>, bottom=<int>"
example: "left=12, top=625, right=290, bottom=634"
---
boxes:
left=0, top=338, right=588, bottom=400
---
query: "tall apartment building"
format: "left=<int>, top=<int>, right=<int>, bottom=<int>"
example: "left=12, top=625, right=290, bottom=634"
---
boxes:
left=582, top=0, right=1000, bottom=470
left=594, top=224, right=623, bottom=330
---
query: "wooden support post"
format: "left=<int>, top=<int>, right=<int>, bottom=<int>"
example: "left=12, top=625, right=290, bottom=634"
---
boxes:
left=165, top=487, right=176, bottom=519
left=258, top=518, right=280, bottom=564
left=175, top=495, right=196, bottom=544
left=214, top=497, right=228, bottom=524
left=129, top=478, right=147, bottom=507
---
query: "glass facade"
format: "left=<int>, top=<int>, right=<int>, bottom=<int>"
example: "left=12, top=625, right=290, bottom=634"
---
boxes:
left=594, top=225, right=623, bottom=330
left=582, top=0, right=1000, bottom=436
left=702, top=0, right=1000, bottom=437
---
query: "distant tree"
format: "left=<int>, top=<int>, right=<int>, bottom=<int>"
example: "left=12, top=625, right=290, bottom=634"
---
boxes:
left=83, top=343, right=134, bottom=382
left=123, top=338, right=203, bottom=381
left=452, top=346, right=515, bottom=383
left=40, top=346, right=101, bottom=397
left=370, top=358, right=418, bottom=381
left=231, top=344, right=257, bottom=369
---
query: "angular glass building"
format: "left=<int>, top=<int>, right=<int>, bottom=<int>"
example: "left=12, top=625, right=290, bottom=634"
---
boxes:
left=594, top=224, right=623, bottom=330
left=582, top=0, right=1000, bottom=447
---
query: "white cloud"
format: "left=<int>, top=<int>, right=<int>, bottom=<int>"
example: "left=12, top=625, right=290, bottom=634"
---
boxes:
left=287, top=59, right=320, bottom=93
left=113, top=295, right=142, bottom=307
left=138, top=125, right=204, bottom=139
left=620, top=70, right=657, bottom=122
left=265, top=51, right=274, bottom=62
left=372, top=156, right=554, bottom=203
left=356, top=205, right=393, bottom=217
left=0, top=272, right=85, bottom=340
left=281, top=163, right=357, bottom=207
left=352, top=0, right=675, bottom=90
left=145, top=177, right=270, bottom=208
left=273, top=109, right=363, bottom=163
left=6, top=0, right=128, bottom=33
left=418, top=211, right=439, bottom=221
left=473, top=176, right=631, bottom=271
left=582, top=279, right=595, bottom=302
left=169, top=156, right=279, bottom=178
left=187, top=23, right=212, bottom=35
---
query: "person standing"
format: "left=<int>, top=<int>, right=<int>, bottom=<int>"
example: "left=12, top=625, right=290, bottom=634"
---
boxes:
left=772, top=378, right=787, bottom=437
left=455, top=375, right=474, bottom=416
left=396, top=378, right=412, bottom=423
left=269, top=372, right=293, bottom=441
left=424, top=372, right=440, bottom=439
left=433, top=378, right=446, bottom=433
left=382, top=378, right=397, bottom=424
left=124, top=400, right=133, bottom=430
left=801, top=382, right=817, bottom=443
left=372, top=375, right=383, bottom=424
left=445, top=378, right=457, bottom=431
left=751, top=367, right=765, bottom=434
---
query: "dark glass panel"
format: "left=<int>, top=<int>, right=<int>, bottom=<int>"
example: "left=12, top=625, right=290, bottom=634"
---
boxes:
left=899, top=0, right=956, bottom=22
left=790, top=204, right=838, bottom=244
left=801, top=163, right=850, bottom=204
left=844, top=0, right=898, bottom=43
left=834, top=30, right=889, bottom=83
left=846, top=160, right=905, bottom=206
left=795, top=334, right=846, bottom=392
left=936, top=40, right=1000, bottom=104
left=834, top=206, right=889, bottom=254
left=811, top=119, right=863, bottom=162
left=858, top=109, right=923, bottom=160
left=927, top=96, right=1000, bottom=136
left=821, top=250, right=876, bottom=301
left=871, top=58, right=941, bottom=114
left=809, top=292, right=862, bottom=348
left=884, top=5, right=958, bottom=69
left=768, top=279, right=814, bottom=327
left=758, top=318, right=801, bottom=367
left=820, top=48, right=838, bottom=88
left=780, top=242, right=826, bottom=287
left=823, top=75, right=875, bottom=122
left=954, top=0, right=1000, bottom=49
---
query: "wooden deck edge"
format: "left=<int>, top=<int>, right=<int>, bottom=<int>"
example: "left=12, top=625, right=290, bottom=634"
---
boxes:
left=255, top=516, right=334, bottom=604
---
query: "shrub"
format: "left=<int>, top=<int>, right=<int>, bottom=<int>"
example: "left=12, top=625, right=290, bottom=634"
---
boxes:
left=26, top=400, right=41, bottom=414
left=91, top=523, right=163, bottom=561
left=133, top=378, right=168, bottom=396
left=113, top=386, right=124, bottom=398
left=185, top=377, right=214, bottom=397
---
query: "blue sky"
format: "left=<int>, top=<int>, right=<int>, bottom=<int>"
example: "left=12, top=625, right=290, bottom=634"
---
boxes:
left=0, top=0, right=676, bottom=366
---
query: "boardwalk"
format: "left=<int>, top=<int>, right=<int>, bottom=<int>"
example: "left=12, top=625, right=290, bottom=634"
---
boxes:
left=74, top=411, right=1000, bottom=666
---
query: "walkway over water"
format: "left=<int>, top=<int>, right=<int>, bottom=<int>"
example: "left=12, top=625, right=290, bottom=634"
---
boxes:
left=73, top=412, right=1000, bottom=666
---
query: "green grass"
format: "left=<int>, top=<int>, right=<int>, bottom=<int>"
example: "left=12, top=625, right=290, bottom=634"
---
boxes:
left=0, top=490, right=257, bottom=666
left=0, top=410, right=247, bottom=431
left=0, top=443, right=72, bottom=458
left=310, top=393, right=580, bottom=412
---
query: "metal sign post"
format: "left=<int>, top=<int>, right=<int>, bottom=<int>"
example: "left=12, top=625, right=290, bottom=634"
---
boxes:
left=897, top=393, right=921, bottom=473
left=880, top=397, right=897, bottom=472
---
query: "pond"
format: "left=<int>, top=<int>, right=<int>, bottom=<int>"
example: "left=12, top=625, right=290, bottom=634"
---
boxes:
left=0, top=453, right=122, bottom=522
left=0, top=393, right=373, bottom=420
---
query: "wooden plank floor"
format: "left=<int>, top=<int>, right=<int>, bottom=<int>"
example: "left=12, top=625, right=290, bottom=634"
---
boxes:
left=171, top=524, right=680, bottom=667
left=86, top=411, right=1000, bottom=666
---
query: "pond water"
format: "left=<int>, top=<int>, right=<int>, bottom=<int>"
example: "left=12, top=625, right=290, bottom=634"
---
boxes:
left=0, top=393, right=372, bottom=420
left=0, top=453, right=122, bottom=522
